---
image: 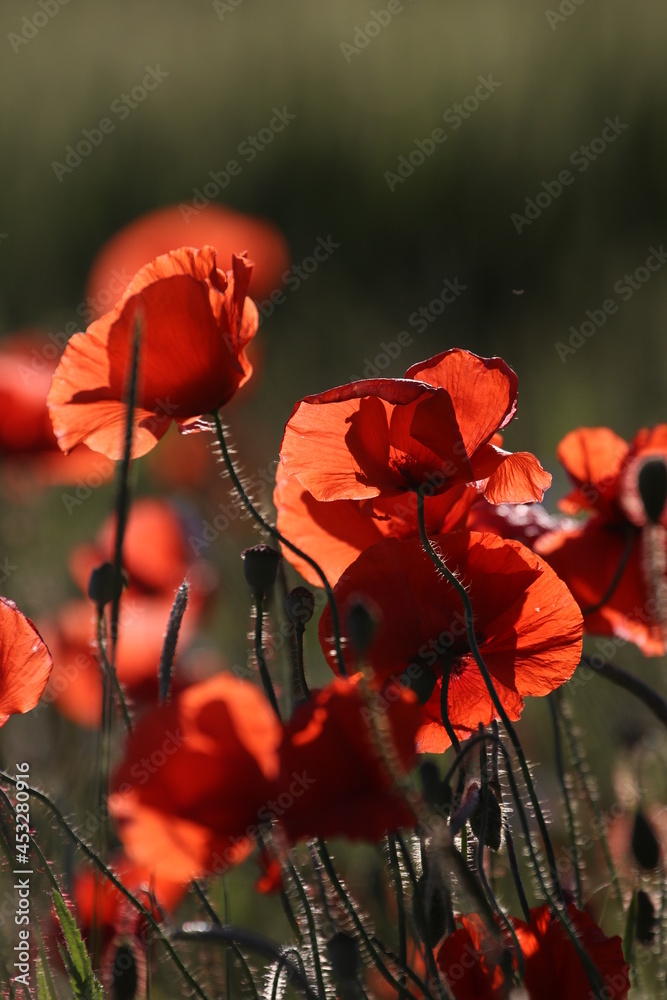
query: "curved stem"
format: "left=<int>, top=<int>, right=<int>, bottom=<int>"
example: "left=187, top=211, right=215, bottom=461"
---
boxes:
left=583, top=653, right=667, bottom=727
left=581, top=526, right=636, bottom=616
left=211, top=411, right=346, bottom=675
left=548, top=693, right=583, bottom=908
left=254, top=595, right=281, bottom=718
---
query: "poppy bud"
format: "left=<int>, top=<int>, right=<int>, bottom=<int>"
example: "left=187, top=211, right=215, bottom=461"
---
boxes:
left=88, top=561, right=126, bottom=612
left=345, top=598, right=378, bottom=657
left=285, top=586, right=315, bottom=626
left=469, top=786, right=503, bottom=851
left=419, top=760, right=452, bottom=813
left=636, top=889, right=657, bottom=945
left=327, top=931, right=360, bottom=987
left=638, top=459, right=667, bottom=524
left=107, top=939, right=142, bottom=1000
left=414, top=875, right=448, bottom=948
left=631, top=809, right=661, bottom=871
left=241, top=544, right=282, bottom=600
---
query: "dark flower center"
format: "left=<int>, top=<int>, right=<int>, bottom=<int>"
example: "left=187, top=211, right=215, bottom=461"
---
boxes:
left=638, top=459, right=667, bottom=525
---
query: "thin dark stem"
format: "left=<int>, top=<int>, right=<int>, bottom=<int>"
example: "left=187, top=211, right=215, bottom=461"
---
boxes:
left=583, top=653, right=667, bottom=727
left=159, top=581, right=189, bottom=704
left=172, top=923, right=321, bottom=1000
left=255, top=595, right=281, bottom=718
left=285, top=856, right=326, bottom=998
left=0, top=773, right=211, bottom=1000
left=504, top=822, right=531, bottom=922
left=581, top=526, right=636, bottom=615
left=211, top=411, right=346, bottom=675
left=440, top=665, right=460, bottom=751
left=548, top=693, right=583, bottom=907
left=295, top=623, right=310, bottom=700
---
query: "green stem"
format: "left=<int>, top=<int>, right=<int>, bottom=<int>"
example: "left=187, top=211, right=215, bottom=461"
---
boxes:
left=548, top=693, right=583, bottom=908
left=254, top=595, right=281, bottom=717
left=211, top=411, right=346, bottom=675
left=387, top=836, right=408, bottom=1000
left=0, top=773, right=211, bottom=1000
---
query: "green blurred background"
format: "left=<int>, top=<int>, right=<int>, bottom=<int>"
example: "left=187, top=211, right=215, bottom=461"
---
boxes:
left=1, top=0, right=666, bottom=988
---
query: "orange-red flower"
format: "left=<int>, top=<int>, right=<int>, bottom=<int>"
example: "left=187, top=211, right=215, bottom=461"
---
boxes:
left=274, top=459, right=475, bottom=585
left=48, top=247, right=259, bottom=460
left=85, top=203, right=289, bottom=313
left=109, top=674, right=421, bottom=881
left=279, top=350, right=550, bottom=517
left=319, top=532, right=583, bottom=752
left=0, top=333, right=114, bottom=486
left=536, top=426, right=667, bottom=655
left=436, top=905, right=629, bottom=1000
left=0, top=597, right=52, bottom=726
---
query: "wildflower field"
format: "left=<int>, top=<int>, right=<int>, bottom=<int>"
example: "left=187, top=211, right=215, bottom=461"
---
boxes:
left=0, top=2, right=666, bottom=998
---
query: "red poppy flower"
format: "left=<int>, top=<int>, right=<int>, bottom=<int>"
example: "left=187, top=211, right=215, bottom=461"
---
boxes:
left=275, top=676, right=420, bottom=842
left=274, top=460, right=475, bottom=585
left=0, top=597, right=52, bottom=726
left=109, top=674, right=421, bottom=880
left=47, top=247, right=259, bottom=460
left=319, top=532, right=583, bottom=752
left=279, top=350, right=550, bottom=516
left=437, top=905, right=629, bottom=1000
left=85, top=203, right=289, bottom=313
left=0, top=332, right=114, bottom=486
left=536, top=425, right=667, bottom=655
left=109, top=674, right=281, bottom=882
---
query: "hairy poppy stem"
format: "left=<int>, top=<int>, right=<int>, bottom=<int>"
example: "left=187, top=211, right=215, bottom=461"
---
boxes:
left=254, top=595, right=281, bottom=719
left=580, top=526, right=637, bottom=616
left=158, top=581, right=189, bottom=704
left=548, top=692, right=584, bottom=908
left=387, top=836, right=409, bottom=1000
left=172, top=923, right=322, bottom=1000
left=284, top=855, right=327, bottom=998
left=210, top=411, right=347, bottom=676
left=504, top=822, right=532, bottom=923
left=415, top=494, right=609, bottom=998
left=582, top=652, right=667, bottom=727
left=0, top=772, right=212, bottom=1000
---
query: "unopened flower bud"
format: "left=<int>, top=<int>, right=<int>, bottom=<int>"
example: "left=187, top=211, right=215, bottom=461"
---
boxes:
left=88, top=561, right=126, bottom=612
left=636, top=889, right=657, bottom=945
left=285, top=586, right=315, bottom=626
left=241, top=544, right=282, bottom=600
left=327, top=932, right=359, bottom=987
left=631, top=809, right=661, bottom=871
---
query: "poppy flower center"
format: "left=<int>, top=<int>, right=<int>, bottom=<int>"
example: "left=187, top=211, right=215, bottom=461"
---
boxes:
left=403, top=645, right=470, bottom=705
left=637, top=458, right=667, bottom=525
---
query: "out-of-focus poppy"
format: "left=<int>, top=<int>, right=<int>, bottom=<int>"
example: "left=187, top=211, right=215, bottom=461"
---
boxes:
left=84, top=203, right=289, bottom=314
left=319, top=532, right=583, bottom=752
left=48, top=248, right=259, bottom=460
left=436, top=904, right=629, bottom=1000
left=109, top=674, right=282, bottom=882
left=109, top=674, right=421, bottom=881
left=536, top=426, right=667, bottom=655
left=42, top=498, right=217, bottom=728
left=274, top=676, right=420, bottom=842
left=274, top=460, right=475, bottom=585
left=0, top=597, right=52, bottom=727
left=279, top=350, right=551, bottom=518
left=0, top=333, right=114, bottom=485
